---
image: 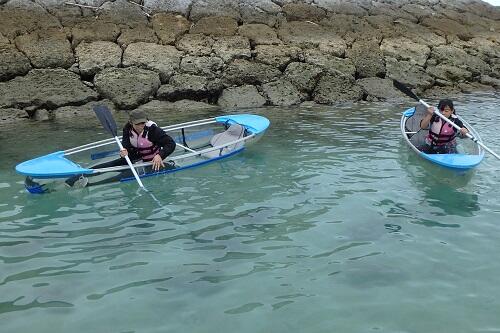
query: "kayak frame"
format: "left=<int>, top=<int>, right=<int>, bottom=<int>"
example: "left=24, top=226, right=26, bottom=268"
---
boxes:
left=400, top=106, right=484, bottom=170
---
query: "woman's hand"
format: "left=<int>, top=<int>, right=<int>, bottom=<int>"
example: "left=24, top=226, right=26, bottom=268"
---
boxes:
left=151, top=154, right=165, bottom=171
left=460, top=127, right=469, bottom=136
left=120, top=148, right=128, bottom=158
left=427, top=106, right=435, bottom=115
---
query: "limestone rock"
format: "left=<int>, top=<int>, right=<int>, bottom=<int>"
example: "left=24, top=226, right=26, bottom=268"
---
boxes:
left=430, top=45, right=491, bottom=76
left=254, top=45, right=302, bottom=69
left=176, top=34, right=215, bottom=56
left=0, top=69, right=98, bottom=109
left=357, top=77, right=405, bottom=101
left=0, top=7, right=61, bottom=40
left=190, top=0, right=240, bottom=22
left=190, top=16, right=238, bottom=36
left=180, top=56, right=224, bottom=77
left=284, top=62, right=323, bottom=93
left=123, top=42, right=183, bottom=83
left=217, top=85, right=266, bottom=108
left=118, top=26, right=159, bottom=46
left=262, top=79, right=303, bottom=106
left=14, top=29, right=74, bottom=69
left=0, top=43, right=31, bottom=81
left=151, top=13, right=190, bottom=45
left=71, top=20, right=121, bottom=47
left=222, top=59, right=281, bottom=86
left=282, top=3, right=326, bottom=22
left=239, top=0, right=281, bottom=27
left=380, top=37, right=430, bottom=67
left=313, top=74, right=364, bottom=103
left=385, top=57, right=434, bottom=90
left=238, top=24, right=281, bottom=45
left=143, top=0, right=191, bottom=16
left=94, top=67, right=161, bottom=109
left=304, top=49, right=356, bottom=78
left=76, top=41, right=122, bottom=77
left=0, top=107, right=29, bottom=124
left=347, top=39, right=385, bottom=78
left=157, top=74, right=221, bottom=101
left=212, top=36, right=251, bottom=62
left=278, top=21, right=343, bottom=47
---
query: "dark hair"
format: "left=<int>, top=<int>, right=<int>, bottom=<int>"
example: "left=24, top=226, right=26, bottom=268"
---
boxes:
left=438, top=99, right=454, bottom=111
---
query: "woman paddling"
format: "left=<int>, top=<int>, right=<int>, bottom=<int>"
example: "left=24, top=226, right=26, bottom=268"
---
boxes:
left=420, top=99, right=469, bottom=154
left=66, top=110, right=176, bottom=187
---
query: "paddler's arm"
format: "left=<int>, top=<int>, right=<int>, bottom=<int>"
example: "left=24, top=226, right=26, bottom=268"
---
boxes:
left=420, top=106, right=434, bottom=129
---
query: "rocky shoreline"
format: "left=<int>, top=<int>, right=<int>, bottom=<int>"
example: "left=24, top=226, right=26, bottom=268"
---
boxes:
left=0, top=0, right=499, bottom=123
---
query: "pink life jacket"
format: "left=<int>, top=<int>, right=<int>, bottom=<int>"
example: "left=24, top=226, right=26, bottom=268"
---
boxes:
left=129, top=121, right=160, bottom=161
left=426, top=115, right=458, bottom=146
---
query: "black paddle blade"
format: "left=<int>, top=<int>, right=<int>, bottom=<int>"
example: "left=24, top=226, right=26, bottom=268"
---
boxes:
left=93, top=105, right=118, bottom=137
left=393, top=80, right=419, bottom=101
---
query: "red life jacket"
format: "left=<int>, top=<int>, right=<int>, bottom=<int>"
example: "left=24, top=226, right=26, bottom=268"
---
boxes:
left=129, top=121, right=160, bottom=161
left=426, top=115, right=458, bottom=146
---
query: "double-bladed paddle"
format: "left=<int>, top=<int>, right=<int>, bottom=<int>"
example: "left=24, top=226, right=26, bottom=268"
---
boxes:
left=393, top=80, right=500, bottom=160
left=93, top=105, right=146, bottom=189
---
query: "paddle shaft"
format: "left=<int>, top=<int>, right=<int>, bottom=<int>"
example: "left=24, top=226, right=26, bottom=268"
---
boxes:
left=113, top=136, right=145, bottom=188
left=418, top=99, right=500, bottom=160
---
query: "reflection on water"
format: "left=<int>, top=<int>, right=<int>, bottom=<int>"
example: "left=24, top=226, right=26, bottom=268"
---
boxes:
left=399, top=145, right=479, bottom=217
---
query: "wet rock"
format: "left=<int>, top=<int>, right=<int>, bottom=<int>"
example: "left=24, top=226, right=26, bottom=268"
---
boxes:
left=238, top=24, right=281, bottom=46
left=347, top=39, right=385, bottom=78
left=313, top=74, right=363, bottom=103
left=94, top=67, right=161, bottom=109
left=262, top=79, right=303, bottom=106
left=13, top=29, right=74, bottom=69
left=76, top=41, right=122, bottom=77
left=176, top=34, right=215, bottom=56
left=0, top=69, right=98, bottom=109
left=0, top=107, right=29, bottom=123
left=180, top=56, right=224, bottom=77
left=123, top=42, right=183, bottom=83
left=151, top=13, right=190, bottom=45
left=190, top=16, right=238, bottom=36
left=284, top=62, right=323, bottom=93
left=53, top=100, right=116, bottom=121
left=212, top=36, right=251, bottom=62
left=221, top=59, right=281, bottom=86
left=0, top=43, right=31, bottom=81
left=218, top=85, right=266, bottom=108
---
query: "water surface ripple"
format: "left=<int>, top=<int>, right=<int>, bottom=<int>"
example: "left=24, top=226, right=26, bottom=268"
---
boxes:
left=1, top=94, right=500, bottom=332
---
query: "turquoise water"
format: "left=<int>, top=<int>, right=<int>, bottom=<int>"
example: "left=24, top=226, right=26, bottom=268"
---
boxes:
left=1, top=94, right=500, bottom=333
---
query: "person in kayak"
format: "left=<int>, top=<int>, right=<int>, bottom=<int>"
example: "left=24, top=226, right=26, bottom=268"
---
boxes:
left=66, top=110, right=176, bottom=187
left=420, top=99, right=469, bottom=154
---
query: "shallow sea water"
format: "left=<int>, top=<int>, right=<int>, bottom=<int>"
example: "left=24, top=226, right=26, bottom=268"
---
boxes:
left=1, top=94, right=499, bottom=333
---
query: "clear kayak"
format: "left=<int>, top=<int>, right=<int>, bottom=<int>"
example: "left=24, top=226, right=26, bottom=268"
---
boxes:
left=400, top=104, right=484, bottom=170
left=16, top=114, right=270, bottom=193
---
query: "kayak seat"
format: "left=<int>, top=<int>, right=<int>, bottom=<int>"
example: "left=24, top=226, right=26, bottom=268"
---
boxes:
left=203, top=124, right=245, bottom=159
